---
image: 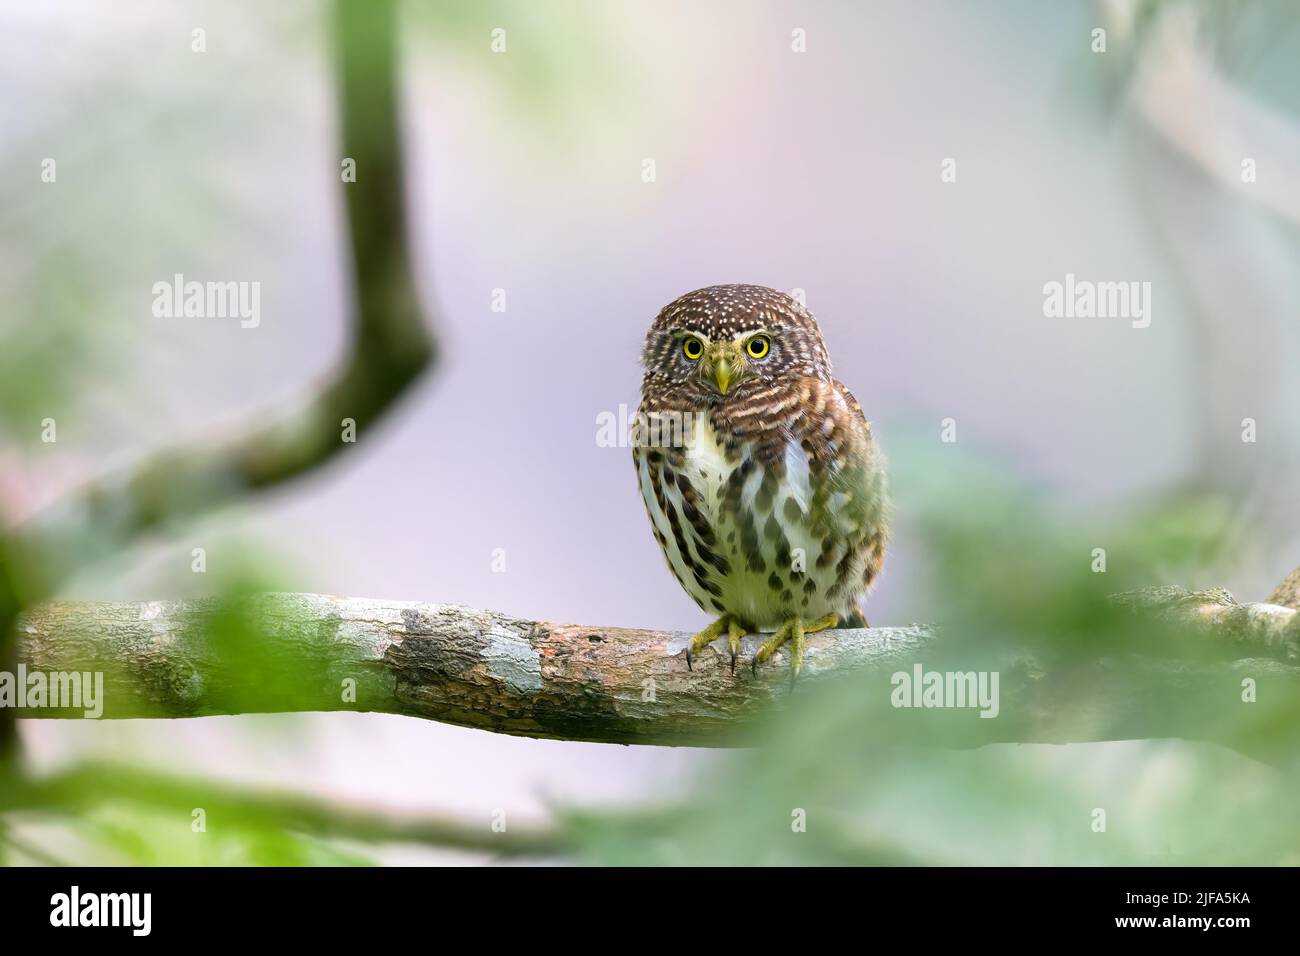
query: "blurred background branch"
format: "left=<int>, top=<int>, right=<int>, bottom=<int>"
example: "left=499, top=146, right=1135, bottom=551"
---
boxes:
left=1099, top=0, right=1300, bottom=588
left=1267, top=565, right=1300, bottom=607
left=2, top=762, right=562, bottom=861
left=0, top=0, right=434, bottom=777
left=9, top=0, right=435, bottom=603
left=0, top=0, right=435, bottom=867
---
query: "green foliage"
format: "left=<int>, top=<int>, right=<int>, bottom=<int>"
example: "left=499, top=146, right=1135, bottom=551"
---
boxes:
left=406, top=0, right=623, bottom=119
left=73, top=805, right=374, bottom=867
left=6, top=434, right=1297, bottom=866
left=556, top=440, right=1300, bottom=865
left=0, top=252, right=104, bottom=439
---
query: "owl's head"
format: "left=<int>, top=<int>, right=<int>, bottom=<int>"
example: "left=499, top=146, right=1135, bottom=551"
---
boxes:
left=640, top=284, right=832, bottom=404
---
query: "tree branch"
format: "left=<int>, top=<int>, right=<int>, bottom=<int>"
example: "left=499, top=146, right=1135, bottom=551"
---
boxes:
left=1, top=0, right=431, bottom=772
left=11, top=588, right=1300, bottom=751
left=11, top=0, right=434, bottom=602
left=1, top=762, right=563, bottom=859
left=1267, top=566, right=1300, bottom=610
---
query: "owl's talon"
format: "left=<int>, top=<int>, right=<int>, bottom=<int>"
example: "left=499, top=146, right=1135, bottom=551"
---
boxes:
left=752, top=621, right=793, bottom=673
left=789, top=620, right=805, bottom=680
left=726, top=619, right=745, bottom=675
left=685, top=615, right=732, bottom=669
left=805, top=613, right=840, bottom=635
left=750, top=614, right=838, bottom=679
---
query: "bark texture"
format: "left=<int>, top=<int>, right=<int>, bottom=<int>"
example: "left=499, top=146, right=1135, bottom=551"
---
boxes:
left=13, top=587, right=1300, bottom=750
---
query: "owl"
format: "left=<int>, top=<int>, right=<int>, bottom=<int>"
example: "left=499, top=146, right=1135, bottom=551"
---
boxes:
left=633, top=284, right=889, bottom=677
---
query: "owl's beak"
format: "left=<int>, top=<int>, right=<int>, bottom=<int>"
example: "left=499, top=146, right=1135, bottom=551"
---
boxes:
left=704, top=343, right=743, bottom=396
left=712, top=357, right=734, bottom=395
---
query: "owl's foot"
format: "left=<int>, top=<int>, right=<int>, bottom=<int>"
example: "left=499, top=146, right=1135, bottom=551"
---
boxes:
left=751, top=613, right=839, bottom=680
left=685, top=616, right=750, bottom=673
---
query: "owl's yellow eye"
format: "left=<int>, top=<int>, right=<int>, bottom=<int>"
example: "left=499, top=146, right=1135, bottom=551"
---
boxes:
left=746, top=335, right=771, bottom=359
left=682, top=337, right=704, bottom=361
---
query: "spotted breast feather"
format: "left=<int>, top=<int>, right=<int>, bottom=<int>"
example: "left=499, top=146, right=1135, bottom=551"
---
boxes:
left=634, top=376, right=887, bottom=631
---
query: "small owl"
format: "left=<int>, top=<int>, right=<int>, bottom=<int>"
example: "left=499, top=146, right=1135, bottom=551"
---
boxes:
left=633, top=284, right=889, bottom=677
